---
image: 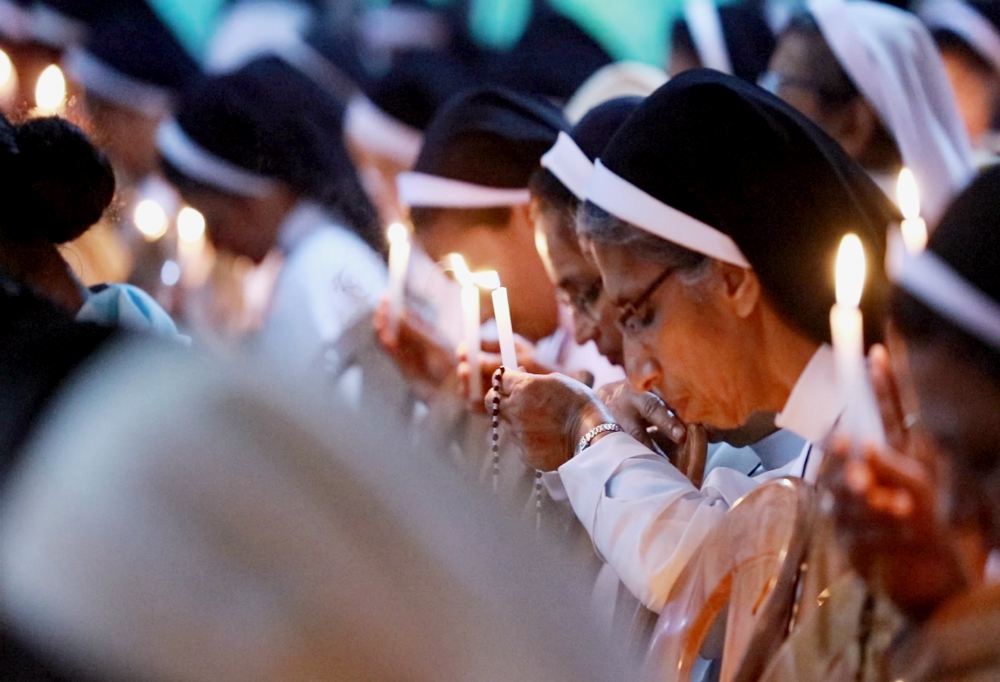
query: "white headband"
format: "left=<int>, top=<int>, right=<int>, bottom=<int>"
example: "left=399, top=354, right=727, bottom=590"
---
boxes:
left=345, top=96, right=423, bottom=168
left=684, top=0, right=733, bottom=74
left=156, top=120, right=279, bottom=198
left=889, top=230, right=1000, bottom=351
left=919, top=0, right=1000, bottom=75
left=396, top=171, right=531, bottom=208
left=64, top=48, right=174, bottom=119
left=585, top=160, right=751, bottom=268
left=0, top=0, right=32, bottom=42
left=540, top=132, right=593, bottom=201
left=30, top=4, right=85, bottom=47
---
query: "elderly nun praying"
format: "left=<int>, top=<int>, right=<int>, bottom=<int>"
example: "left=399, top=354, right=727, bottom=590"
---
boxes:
left=488, top=70, right=897, bottom=613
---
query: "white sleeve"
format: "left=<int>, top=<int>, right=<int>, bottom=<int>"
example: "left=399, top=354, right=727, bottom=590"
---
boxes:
left=558, top=432, right=762, bottom=613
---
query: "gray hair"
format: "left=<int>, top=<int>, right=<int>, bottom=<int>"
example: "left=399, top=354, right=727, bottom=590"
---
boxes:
left=576, top=201, right=713, bottom=288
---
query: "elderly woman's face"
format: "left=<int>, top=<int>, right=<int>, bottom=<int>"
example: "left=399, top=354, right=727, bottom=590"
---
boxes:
left=907, top=339, right=1000, bottom=547
left=592, top=243, right=763, bottom=429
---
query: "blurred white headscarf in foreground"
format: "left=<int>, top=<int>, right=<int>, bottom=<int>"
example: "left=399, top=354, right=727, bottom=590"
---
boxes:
left=809, top=0, right=975, bottom=223
left=0, top=342, right=629, bottom=682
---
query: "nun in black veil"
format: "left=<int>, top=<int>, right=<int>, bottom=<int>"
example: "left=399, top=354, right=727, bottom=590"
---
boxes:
left=157, top=56, right=387, bottom=373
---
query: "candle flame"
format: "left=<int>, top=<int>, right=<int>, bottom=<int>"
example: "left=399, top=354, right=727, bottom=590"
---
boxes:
left=387, top=222, right=409, bottom=245
left=0, top=50, right=14, bottom=90
left=35, top=64, right=65, bottom=112
left=134, top=199, right=168, bottom=241
left=896, top=167, right=920, bottom=221
left=835, top=233, right=866, bottom=308
left=446, top=252, right=500, bottom=290
left=177, top=206, right=205, bottom=243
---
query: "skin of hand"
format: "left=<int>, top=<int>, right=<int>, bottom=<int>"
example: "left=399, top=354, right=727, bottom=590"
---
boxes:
left=373, top=298, right=461, bottom=399
left=486, top=369, right=616, bottom=472
left=820, top=342, right=976, bottom=621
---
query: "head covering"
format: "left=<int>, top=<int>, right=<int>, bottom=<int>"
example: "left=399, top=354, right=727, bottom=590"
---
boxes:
left=0, top=341, right=629, bottom=682
left=542, top=97, right=643, bottom=201
left=63, top=13, right=199, bottom=118
left=203, top=0, right=315, bottom=75
left=397, top=86, right=568, bottom=209
left=563, top=61, right=667, bottom=125
left=808, top=0, right=975, bottom=224
left=919, top=0, right=1000, bottom=75
left=587, top=69, right=896, bottom=346
left=486, top=4, right=612, bottom=102
left=890, top=165, right=1000, bottom=352
left=676, top=0, right=777, bottom=83
left=158, top=56, right=381, bottom=253
left=0, top=0, right=32, bottom=43
left=31, top=0, right=150, bottom=47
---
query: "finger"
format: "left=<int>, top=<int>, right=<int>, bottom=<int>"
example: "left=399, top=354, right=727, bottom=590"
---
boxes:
left=497, top=368, right=532, bottom=397
left=633, top=392, right=686, bottom=443
left=684, top=424, right=708, bottom=487
left=870, top=344, right=906, bottom=452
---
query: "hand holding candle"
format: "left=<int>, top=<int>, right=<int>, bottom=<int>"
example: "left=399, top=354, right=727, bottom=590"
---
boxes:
left=830, top=234, right=886, bottom=447
left=386, top=222, right=412, bottom=335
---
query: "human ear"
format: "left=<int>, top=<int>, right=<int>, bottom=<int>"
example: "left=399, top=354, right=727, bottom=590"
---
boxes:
left=718, top=262, right=761, bottom=319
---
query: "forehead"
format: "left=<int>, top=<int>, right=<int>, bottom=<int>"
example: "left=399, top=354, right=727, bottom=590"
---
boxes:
left=908, top=343, right=1000, bottom=472
left=591, top=242, right=665, bottom=304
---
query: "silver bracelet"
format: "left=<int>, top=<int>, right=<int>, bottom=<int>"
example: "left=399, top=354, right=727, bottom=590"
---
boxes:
left=576, top=423, right=623, bottom=456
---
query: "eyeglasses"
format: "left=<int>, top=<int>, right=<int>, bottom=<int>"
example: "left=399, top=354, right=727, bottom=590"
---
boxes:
left=556, top=277, right=605, bottom=321
left=617, top=265, right=681, bottom=336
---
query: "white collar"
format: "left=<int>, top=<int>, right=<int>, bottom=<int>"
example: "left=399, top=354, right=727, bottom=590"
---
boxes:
left=774, top=345, right=843, bottom=446
left=276, top=201, right=333, bottom=255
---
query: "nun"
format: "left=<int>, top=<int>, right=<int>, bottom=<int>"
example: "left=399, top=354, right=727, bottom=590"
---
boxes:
left=489, top=70, right=896, bottom=612
left=64, top=11, right=198, bottom=185
left=669, top=0, right=778, bottom=84
left=763, top=0, right=974, bottom=222
left=391, top=86, right=619, bottom=386
left=157, top=56, right=386, bottom=372
left=919, top=0, right=1000, bottom=150
left=823, top=165, right=1000, bottom=681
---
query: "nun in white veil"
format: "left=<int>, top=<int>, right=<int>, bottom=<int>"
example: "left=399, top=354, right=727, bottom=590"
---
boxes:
left=766, top=0, right=975, bottom=223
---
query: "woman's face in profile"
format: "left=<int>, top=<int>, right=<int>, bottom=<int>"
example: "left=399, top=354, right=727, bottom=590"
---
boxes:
left=592, top=242, right=764, bottom=430
left=906, top=338, right=1000, bottom=546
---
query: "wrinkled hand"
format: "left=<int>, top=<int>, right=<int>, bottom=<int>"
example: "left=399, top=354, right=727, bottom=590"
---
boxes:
left=595, top=381, right=708, bottom=486
left=485, top=370, right=615, bottom=471
left=374, top=298, right=460, bottom=397
left=820, top=436, right=971, bottom=621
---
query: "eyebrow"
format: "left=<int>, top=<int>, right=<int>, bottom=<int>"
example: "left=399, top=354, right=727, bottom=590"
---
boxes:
left=557, top=275, right=599, bottom=291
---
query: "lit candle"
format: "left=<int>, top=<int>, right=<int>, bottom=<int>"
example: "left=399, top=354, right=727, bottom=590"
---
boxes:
left=34, top=64, right=65, bottom=116
left=897, top=168, right=927, bottom=254
left=133, top=199, right=168, bottom=241
left=386, top=222, right=411, bottom=334
left=830, top=234, right=886, bottom=446
left=449, top=254, right=498, bottom=401
left=491, top=286, right=518, bottom=369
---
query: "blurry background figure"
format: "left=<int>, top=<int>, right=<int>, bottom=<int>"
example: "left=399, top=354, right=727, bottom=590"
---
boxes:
left=563, top=60, right=667, bottom=123
left=668, top=0, right=778, bottom=84
left=0, top=341, right=632, bottom=682
left=63, top=8, right=204, bottom=310
left=918, top=0, right=1000, bottom=155
left=764, top=0, right=973, bottom=222
left=158, top=56, right=386, bottom=371
left=0, top=111, right=180, bottom=337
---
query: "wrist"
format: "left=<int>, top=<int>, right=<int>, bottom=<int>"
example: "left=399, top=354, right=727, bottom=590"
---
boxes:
left=573, top=400, right=617, bottom=444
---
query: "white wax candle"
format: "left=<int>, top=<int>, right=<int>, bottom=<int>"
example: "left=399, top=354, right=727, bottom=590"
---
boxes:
left=897, top=167, right=928, bottom=255
left=831, top=234, right=886, bottom=446
left=462, top=283, right=482, bottom=401
left=900, top=217, right=927, bottom=254
left=492, top=286, right=518, bottom=369
left=386, top=223, right=411, bottom=333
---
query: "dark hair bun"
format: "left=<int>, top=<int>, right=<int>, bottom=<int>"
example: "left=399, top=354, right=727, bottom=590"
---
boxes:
left=5, top=117, right=115, bottom=244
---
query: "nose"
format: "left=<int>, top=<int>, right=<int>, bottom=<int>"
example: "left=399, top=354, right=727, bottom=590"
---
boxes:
left=572, top=307, right=599, bottom=347
left=623, top=335, right=661, bottom=393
